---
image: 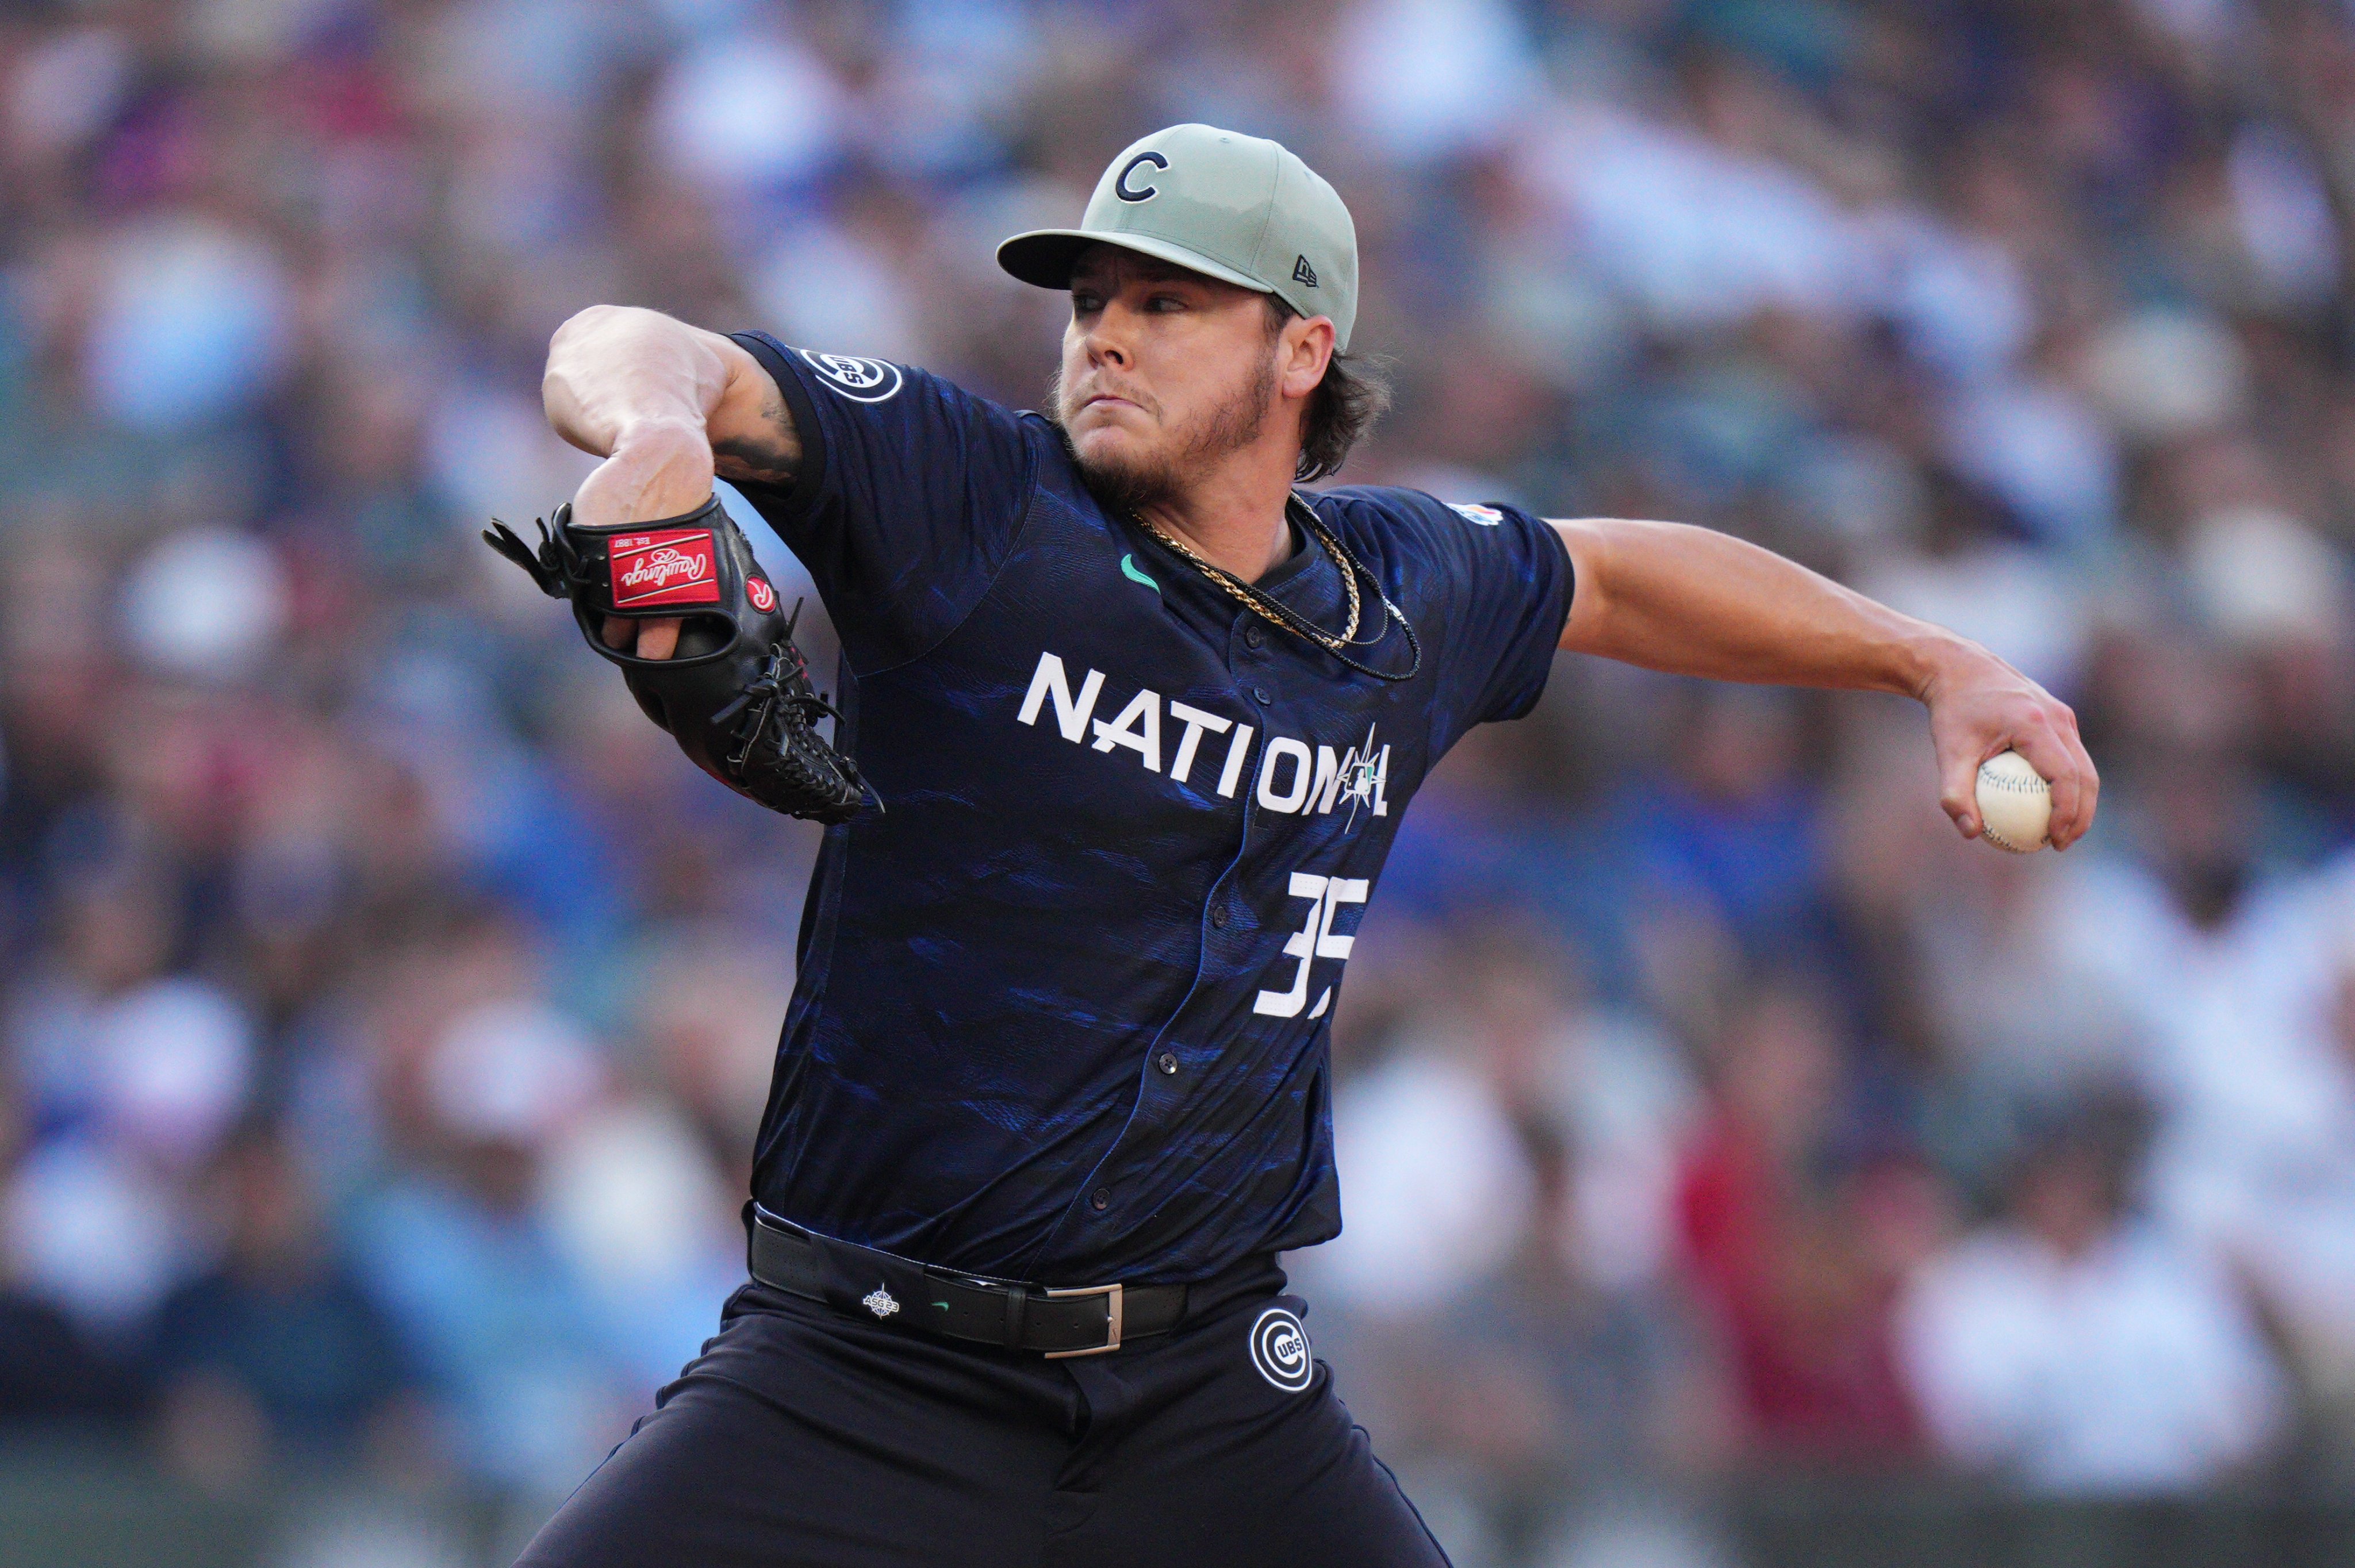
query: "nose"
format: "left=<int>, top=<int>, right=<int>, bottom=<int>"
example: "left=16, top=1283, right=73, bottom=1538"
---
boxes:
left=1082, top=302, right=1134, bottom=371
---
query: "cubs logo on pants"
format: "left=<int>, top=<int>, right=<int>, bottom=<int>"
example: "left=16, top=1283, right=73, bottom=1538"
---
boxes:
left=1249, top=1306, right=1314, bottom=1392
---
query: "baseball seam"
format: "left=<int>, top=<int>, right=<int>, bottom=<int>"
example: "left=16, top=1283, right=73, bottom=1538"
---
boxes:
left=1977, top=761, right=2048, bottom=852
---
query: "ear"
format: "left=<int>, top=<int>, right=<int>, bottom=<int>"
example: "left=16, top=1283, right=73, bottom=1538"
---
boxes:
left=1277, top=314, right=1336, bottom=401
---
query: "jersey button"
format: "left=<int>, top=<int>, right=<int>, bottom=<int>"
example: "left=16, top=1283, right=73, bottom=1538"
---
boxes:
left=1253, top=686, right=1272, bottom=705
left=1089, top=1187, right=1111, bottom=1212
left=1245, top=625, right=1264, bottom=649
left=1211, top=904, right=1229, bottom=928
left=1157, top=1052, right=1178, bottom=1075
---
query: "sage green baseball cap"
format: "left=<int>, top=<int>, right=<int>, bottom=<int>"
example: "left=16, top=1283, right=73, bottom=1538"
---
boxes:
left=998, top=124, right=1360, bottom=352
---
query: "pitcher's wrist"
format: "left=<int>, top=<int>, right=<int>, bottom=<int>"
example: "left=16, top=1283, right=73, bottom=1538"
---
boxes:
left=574, top=426, right=715, bottom=527
left=1906, top=631, right=1997, bottom=708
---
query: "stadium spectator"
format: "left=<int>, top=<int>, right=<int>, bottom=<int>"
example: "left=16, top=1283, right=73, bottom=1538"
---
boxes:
left=1897, top=1096, right=2290, bottom=1491
left=148, top=1121, right=426, bottom=1484
left=1674, top=977, right=1928, bottom=1461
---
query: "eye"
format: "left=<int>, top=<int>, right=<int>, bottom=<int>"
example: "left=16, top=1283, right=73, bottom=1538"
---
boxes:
left=1071, top=289, right=1103, bottom=316
left=1145, top=293, right=1185, bottom=313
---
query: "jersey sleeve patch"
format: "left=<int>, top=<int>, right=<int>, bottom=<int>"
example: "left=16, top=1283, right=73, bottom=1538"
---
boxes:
left=799, top=350, right=904, bottom=403
left=724, top=330, right=1038, bottom=677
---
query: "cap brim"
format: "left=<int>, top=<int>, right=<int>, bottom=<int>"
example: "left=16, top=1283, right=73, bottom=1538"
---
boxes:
left=995, top=229, right=1273, bottom=296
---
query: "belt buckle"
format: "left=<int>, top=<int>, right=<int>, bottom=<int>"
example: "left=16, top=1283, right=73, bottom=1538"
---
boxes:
left=1040, top=1282, right=1123, bottom=1358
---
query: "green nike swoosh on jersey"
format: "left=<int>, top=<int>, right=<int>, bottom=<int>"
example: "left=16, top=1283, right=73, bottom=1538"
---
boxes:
left=1121, top=554, right=1159, bottom=593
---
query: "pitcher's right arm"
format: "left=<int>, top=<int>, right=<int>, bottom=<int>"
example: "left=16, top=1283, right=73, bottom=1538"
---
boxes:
left=542, top=305, right=800, bottom=658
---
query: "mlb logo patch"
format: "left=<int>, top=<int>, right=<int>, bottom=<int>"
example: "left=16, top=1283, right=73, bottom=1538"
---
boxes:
left=1450, top=503, right=1504, bottom=526
left=609, top=529, right=722, bottom=609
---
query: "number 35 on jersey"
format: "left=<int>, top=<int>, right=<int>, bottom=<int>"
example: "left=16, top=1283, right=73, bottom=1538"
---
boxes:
left=1253, top=873, right=1367, bottom=1020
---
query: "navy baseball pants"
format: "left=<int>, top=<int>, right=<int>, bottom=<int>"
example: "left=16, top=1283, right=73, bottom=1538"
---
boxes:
left=513, top=1269, right=1449, bottom=1567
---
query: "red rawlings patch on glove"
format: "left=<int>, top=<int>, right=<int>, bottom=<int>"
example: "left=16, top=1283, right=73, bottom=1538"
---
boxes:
left=609, top=530, right=723, bottom=609
left=747, top=575, right=776, bottom=613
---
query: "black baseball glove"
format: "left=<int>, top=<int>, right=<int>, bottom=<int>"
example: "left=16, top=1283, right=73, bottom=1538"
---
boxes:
left=484, top=496, right=874, bottom=824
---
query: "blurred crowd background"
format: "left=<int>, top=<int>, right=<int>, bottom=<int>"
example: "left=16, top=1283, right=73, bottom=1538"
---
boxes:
left=6, top=0, right=2355, bottom=1564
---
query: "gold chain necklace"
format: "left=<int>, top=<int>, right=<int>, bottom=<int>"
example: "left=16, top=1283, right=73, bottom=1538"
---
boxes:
left=1128, top=495, right=1422, bottom=683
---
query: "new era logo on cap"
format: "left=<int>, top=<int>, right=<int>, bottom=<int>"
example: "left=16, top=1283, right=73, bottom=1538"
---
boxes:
left=1292, top=255, right=1318, bottom=287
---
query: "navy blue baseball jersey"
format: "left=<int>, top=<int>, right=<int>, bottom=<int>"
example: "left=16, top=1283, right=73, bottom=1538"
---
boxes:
left=726, top=332, right=1572, bottom=1288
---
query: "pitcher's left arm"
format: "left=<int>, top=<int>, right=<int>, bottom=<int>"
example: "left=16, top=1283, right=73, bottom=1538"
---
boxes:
left=1548, top=517, right=2097, bottom=849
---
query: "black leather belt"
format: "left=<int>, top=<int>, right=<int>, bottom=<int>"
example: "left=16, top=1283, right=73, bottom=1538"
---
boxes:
left=746, top=1205, right=1195, bottom=1358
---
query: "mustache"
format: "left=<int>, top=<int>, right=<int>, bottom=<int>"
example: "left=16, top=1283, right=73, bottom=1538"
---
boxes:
left=1049, top=364, right=1159, bottom=422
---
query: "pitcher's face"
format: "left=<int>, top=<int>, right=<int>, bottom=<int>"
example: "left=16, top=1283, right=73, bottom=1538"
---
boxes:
left=1051, top=247, right=1282, bottom=509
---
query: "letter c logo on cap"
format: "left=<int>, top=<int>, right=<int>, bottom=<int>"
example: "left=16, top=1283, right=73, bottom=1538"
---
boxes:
left=1115, top=151, right=1169, bottom=203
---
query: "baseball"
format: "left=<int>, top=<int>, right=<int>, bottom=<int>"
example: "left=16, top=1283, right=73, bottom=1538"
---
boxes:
left=1976, top=750, right=2052, bottom=853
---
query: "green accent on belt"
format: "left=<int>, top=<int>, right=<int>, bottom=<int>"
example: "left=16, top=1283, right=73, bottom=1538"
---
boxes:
left=932, top=1301, right=951, bottom=1310
left=1121, top=554, right=1160, bottom=593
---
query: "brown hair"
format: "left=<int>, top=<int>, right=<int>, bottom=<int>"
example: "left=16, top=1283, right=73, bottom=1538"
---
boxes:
left=1265, top=298, right=1391, bottom=483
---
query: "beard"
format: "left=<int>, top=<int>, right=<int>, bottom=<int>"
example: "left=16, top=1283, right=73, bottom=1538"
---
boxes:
left=1049, top=352, right=1277, bottom=516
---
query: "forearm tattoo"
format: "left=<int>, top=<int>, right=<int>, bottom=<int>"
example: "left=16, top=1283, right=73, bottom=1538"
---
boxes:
left=713, top=383, right=801, bottom=488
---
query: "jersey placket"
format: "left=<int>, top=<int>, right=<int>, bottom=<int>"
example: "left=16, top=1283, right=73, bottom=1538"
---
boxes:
left=1063, top=581, right=1375, bottom=1257
left=1046, top=597, right=1265, bottom=1248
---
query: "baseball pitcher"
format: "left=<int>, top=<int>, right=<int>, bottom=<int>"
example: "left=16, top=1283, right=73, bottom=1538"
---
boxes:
left=496, top=125, right=2097, bottom=1567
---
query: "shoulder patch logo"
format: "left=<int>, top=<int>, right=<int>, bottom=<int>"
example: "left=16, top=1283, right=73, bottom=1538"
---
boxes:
left=1450, top=502, right=1503, bottom=526
left=1249, top=1305, right=1313, bottom=1393
left=799, top=349, right=904, bottom=404
left=1291, top=254, right=1318, bottom=287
